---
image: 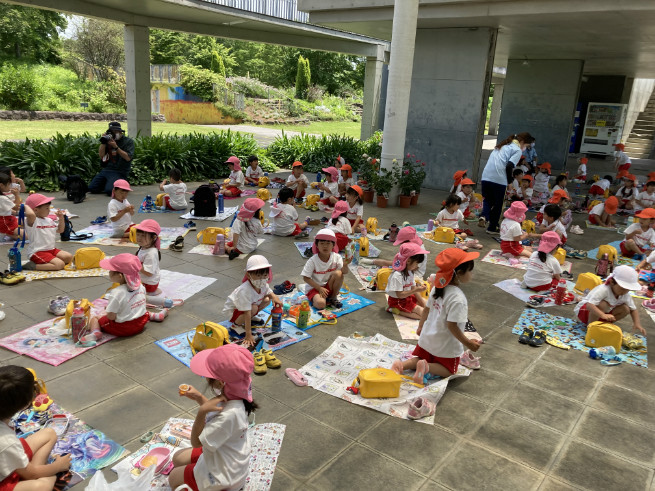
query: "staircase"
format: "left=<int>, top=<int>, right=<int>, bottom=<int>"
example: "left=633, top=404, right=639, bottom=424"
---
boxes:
left=625, top=88, right=655, bottom=158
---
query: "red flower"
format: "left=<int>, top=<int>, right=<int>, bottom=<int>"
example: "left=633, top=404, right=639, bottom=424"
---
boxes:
left=421, top=162, right=426, bottom=166
left=404, top=170, right=410, bottom=175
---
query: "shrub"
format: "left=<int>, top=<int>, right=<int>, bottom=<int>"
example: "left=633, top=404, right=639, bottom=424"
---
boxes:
left=213, top=102, right=247, bottom=121
left=0, top=64, right=40, bottom=110
left=230, top=76, right=284, bottom=99
left=306, top=85, right=324, bottom=103
left=179, top=64, right=225, bottom=102
left=295, top=56, right=310, bottom=100
left=210, top=51, right=226, bottom=77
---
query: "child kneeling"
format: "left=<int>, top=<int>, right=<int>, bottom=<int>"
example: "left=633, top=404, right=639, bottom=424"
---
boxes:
left=522, top=231, right=562, bottom=291
left=385, top=243, right=429, bottom=319
left=24, top=193, right=73, bottom=271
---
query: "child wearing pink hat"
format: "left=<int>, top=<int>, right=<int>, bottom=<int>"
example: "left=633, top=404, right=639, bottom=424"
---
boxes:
left=317, top=166, right=340, bottom=208
left=522, top=231, right=562, bottom=291
left=169, top=344, right=256, bottom=491
left=108, top=179, right=135, bottom=238
left=500, top=201, right=533, bottom=258
left=23, top=194, right=73, bottom=270
left=226, top=198, right=265, bottom=260
left=301, top=229, right=347, bottom=309
left=385, top=243, right=429, bottom=319
left=326, top=200, right=352, bottom=251
left=360, top=226, right=428, bottom=278
left=135, top=219, right=162, bottom=295
left=221, top=156, right=245, bottom=197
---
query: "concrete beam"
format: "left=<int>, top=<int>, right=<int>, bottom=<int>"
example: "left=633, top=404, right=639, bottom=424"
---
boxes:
left=124, top=25, right=152, bottom=137
left=360, top=45, right=385, bottom=140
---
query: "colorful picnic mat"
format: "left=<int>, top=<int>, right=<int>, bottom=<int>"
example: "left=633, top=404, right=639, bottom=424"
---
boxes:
left=512, top=308, right=647, bottom=368
left=187, top=238, right=265, bottom=258
left=493, top=278, right=577, bottom=306
left=587, top=240, right=640, bottom=267
left=67, top=223, right=188, bottom=249
left=179, top=206, right=239, bottom=222
left=293, top=241, right=381, bottom=259
left=482, top=249, right=573, bottom=272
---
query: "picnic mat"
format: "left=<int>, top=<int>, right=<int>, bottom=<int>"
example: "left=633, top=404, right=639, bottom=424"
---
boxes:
left=179, top=206, right=238, bottom=222
left=587, top=240, right=640, bottom=267
left=12, top=401, right=128, bottom=489
left=299, top=333, right=469, bottom=423
left=21, top=266, right=109, bottom=282
left=293, top=241, right=381, bottom=259
left=187, top=238, right=265, bottom=258
left=155, top=319, right=312, bottom=367
left=69, top=223, right=188, bottom=249
left=157, top=270, right=217, bottom=300
left=110, top=418, right=284, bottom=491
left=512, top=308, right=647, bottom=368
left=585, top=220, right=619, bottom=231
left=352, top=264, right=382, bottom=292
left=264, top=225, right=313, bottom=236
left=482, top=249, right=573, bottom=272
left=493, top=278, right=577, bottom=306
left=137, top=204, right=179, bottom=214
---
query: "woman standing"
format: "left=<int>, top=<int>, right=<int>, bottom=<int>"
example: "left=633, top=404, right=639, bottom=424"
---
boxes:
left=480, top=132, right=534, bottom=233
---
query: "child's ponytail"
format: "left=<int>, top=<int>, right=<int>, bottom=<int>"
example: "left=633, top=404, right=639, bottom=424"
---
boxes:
left=432, top=260, right=474, bottom=299
left=331, top=212, right=347, bottom=226
left=538, top=251, right=548, bottom=263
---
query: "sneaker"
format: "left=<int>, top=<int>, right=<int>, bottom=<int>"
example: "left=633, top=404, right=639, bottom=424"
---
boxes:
left=285, top=368, right=308, bottom=386
left=251, top=315, right=266, bottom=326
left=295, top=230, right=310, bottom=239
left=253, top=350, right=267, bottom=375
left=90, top=216, right=107, bottom=225
left=529, top=330, right=547, bottom=347
left=407, top=397, right=436, bottom=420
left=518, top=326, right=534, bottom=344
left=48, top=296, right=70, bottom=316
left=261, top=348, right=282, bottom=368
left=570, top=225, right=584, bottom=235
left=459, top=351, right=481, bottom=370
left=303, top=247, right=313, bottom=258
left=183, top=220, right=196, bottom=230
left=228, top=250, right=240, bottom=260
left=326, top=297, right=342, bottom=309
left=642, top=299, right=655, bottom=312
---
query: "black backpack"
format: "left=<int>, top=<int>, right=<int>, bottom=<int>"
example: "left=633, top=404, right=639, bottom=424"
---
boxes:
left=191, top=185, right=217, bottom=217
left=63, top=175, right=88, bottom=204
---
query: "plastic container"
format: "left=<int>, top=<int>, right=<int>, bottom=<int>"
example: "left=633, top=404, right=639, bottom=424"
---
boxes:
left=589, top=346, right=616, bottom=360
left=178, top=384, right=190, bottom=396
left=554, top=279, right=567, bottom=305
left=271, top=304, right=283, bottom=332
left=70, top=306, right=87, bottom=343
left=316, top=172, right=322, bottom=184
left=427, top=219, right=435, bottom=232
left=8, top=246, right=21, bottom=272
left=212, top=234, right=225, bottom=256
left=218, top=193, right=224, bottom=214
left=297, top=301, right=311, bottom=330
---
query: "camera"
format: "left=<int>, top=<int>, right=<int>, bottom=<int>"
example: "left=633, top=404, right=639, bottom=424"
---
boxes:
left=100, top=132, right=114, bottom=144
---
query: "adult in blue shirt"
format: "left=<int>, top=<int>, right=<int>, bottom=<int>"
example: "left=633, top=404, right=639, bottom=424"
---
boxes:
left=522, top=140, right=538, bottom=173
left=88, top=122, right=135, bottom=196
left=480, top=132, right=534, bottom=233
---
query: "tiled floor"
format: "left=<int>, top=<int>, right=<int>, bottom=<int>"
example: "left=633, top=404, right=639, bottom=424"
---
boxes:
left=0, top=154, right=654, bottom=490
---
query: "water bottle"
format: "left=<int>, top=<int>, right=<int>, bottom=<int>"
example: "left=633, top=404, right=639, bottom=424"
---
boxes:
left=218, top=193, right=224, bottom=214
left=427, top=219, right=435, bottom=232
left=8, top=246, right=21, bottom=272
left=589, top=346, right=616, bottom=360
left=271, top=304, right=283, bottom=332
left=316, top=172, right=322, bottom=184
left=575, top=183, right=581, bottom=196
left=388, top=223, right=399, bottom=243
left=297, top=301, right=311, bottom=330
left=147, top=295, right=174, bottom=308
left=554, top=279, right=567, bottom=305
left=70, top=306, right=87, bottom=344
left=212, top=234, right=225, bottom=256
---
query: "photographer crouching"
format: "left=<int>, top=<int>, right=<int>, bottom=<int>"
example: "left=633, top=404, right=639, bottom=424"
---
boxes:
left=88, top=122, right=135, bottom=195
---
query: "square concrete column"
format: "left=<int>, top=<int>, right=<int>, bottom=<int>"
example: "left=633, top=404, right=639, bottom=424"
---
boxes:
left=488, top=83, right=503, bottom=136
left=360, top=46, right=386, bottom=140
left=498, top=59, right=584, bottom=170
left=404, top=27, right=497, bottom=190
left=124, top=25, right=151, bottom=137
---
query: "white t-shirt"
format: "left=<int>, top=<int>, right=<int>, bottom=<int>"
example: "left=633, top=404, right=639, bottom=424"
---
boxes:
left=340, top=177, right=354, bottom=188
left=229, top=170, right=245, bottom=191
left=575, top=283, right=636, bottom=315
left=231, top=218, right=263, bottom=254
left=108, top=198, right=133, bottom=232
left=245, top=165, right=264, bottom=180
left=385, top=270, right=415, bottom=298
left=577, top=164, right=587, bottom=176
left=163, top=182, right=187, bottom=209
left=301, top=252, right=343, bottom=292
left=286, top=173, right=309, bottom=191
left=523, top=251, right=562, bottom=288
left=551, top=185, right=567, bottom=196
left=137, top=247, right=160, bottom=286
left=323, top=181, right=339, bottom=199
left=0, top=195, right=14, bottom=216
left=481, top=142, right=522, bottom=185
left=346, top=202, right=363, bottom=221
left=636, top=191, right=655, bottom=210
left=646, top=250, right=655, bottom=267
left=541, top=218, right=567, bottom=240
left=326, top=216, right=352, bottom=236
left=26, top=216, right=58, bottom=257
left=419, top=286, right=468, bottom=358
left=516, top=187, right=533, bottom=201
left=436, top=208, right=464, bottom=229
left=623, top=223, right=655, bottom=249
left=193, top=400, right=250, bottom=491
left=616, top=186, right=638, bottom=202
left=589, top=202, right=606, bottom=218
left=269, top=203, right=298, bottom=236
left=223, top=280, right=272, bottom=313
left=594, top=179, right=611, bottom=191
left=533, top=172, right=550, bottom=193
left=616, top=151, right=631, bottom=166
left=457, top=191, right=472, bottom=212
left=105, top=284, right=147, bottom=323
left=500, top=218, right=522, bottom=241
left=0, top=423, right=28, bottom=481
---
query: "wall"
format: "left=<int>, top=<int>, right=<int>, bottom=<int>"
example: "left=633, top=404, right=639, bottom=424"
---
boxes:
left=498, top=59, right=583, bottom=171
left=624, top=78, right=655, bottom=143
left=160, top=100, right=242, bottom=124
left=403, top=27, right=496, bottom=190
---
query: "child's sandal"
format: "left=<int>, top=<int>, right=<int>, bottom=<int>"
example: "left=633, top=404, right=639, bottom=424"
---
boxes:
left=169, top=236, right=184, bottom=252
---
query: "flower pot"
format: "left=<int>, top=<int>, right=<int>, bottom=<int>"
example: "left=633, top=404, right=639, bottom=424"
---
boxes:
left=410, top=193, right=419, bottom=206
left=362, top=189, right=375, bottom=203
left=398, top=195, right=411, bottom=208
left=376, top=195, right=388, bottom=208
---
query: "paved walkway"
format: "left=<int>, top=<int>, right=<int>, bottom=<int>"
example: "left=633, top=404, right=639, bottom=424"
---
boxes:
left=199, top=124, right=319, bottom=147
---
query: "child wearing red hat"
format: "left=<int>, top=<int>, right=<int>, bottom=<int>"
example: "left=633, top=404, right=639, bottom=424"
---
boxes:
left=301, top=230, right=347, bottom=309
left=391, top=248, right=482, bottom=383
left=226, top=198, right=265, bottom=260
left=636, top=180, right=655, bottom=210
left=285, top=161, right=309, bottom=202
left=338, top=164, right=354, bottom=196
left=169, top=344, right=256, bottom=491
left=345, top=185, right=365, bottom=232
left=385, top=243, right=429, bottom=319
left=221, top=156, right=245, bottom=197
left=574, top=157, right=588, bottom=182
left=615, top=174, right=638, bottom=211
left=614, top=143, right=631, bottom=175
left=23, top=194, right=73, bottom=271
left=108, top=179, right=135, bottom=238
left=325, top=200, right=352, bottom=251
left=588, top=196, right=618, bottom=227
left=450, top=170, right=467, bottom=194
left=620, top=208, right=655, bottom=258
left=589, top=175, right=613, bottom=197
left=456, top=178, right=479, bottom=218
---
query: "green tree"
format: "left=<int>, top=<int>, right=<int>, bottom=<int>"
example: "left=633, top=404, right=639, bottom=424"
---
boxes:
left=179, top=64, right=225, bottom=102
left=149, top=30, right=193, bottom=64
left=66, top=18, right=124, bottom=81
left=0, top=5, right=67, bottom=63
left=295, top=55, right=310, bottom=99
left=210, top=50, right=226, bottom=77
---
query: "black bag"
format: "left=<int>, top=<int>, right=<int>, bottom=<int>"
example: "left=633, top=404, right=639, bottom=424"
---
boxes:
left=191, top=185, right=217, bottom=217
left=60, top=215, right=93, bottom=241
left=63, top=175, right=88, bottom=204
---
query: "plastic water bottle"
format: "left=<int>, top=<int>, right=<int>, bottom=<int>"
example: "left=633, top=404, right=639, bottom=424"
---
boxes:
left=271, top=304, right=283, bottom=332
left=554, top=279, right=567, bottom=305
left=70, top=306, right=87, bottom=344
left=212, top=234, right=225, bottom=256
left=427, top=219, right=435, bottom=232
left=218, top=193, right=224, bottom=214
left=8, top=246, right=21, bottom=272
left=297, top=301, right=311, bottom=330
left=316, top=172, right=322, bottom=184
left=589, top=346, right=616, bottom=359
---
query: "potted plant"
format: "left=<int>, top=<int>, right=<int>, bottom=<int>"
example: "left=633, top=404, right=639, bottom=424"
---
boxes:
left=372, top=164, right=400, bottom=208
left=357, top=155, right=377, bottom=203
left=397, top=154, right=427, bottom=206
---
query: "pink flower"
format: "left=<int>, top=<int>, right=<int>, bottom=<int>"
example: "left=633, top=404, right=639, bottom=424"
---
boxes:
left=406, top=153, right=410, bottom=157
left=421, top=162, right=426, bottom=166
left=404, top=170, right=410, bottom=175
left=411, top=154, right=415, bottom=158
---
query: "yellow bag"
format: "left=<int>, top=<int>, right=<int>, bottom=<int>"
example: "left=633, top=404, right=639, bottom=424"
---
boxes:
left=187, top=322, right=230, bottom=355
left=359, top=236, right=369, bottom=257
left=258, top=176, right=270, bottom=188
left=585, top=321, right=623, bottom=352
left=553, top=247, right=566, bottom=266
left=68, top=247, right=106, bottom=270
left=433, top=227, right=455, bottom=243
left=257, top=188, right=272, bottom=201
left=356, top=368, right=402, bottom=398
left=366, top=217, right=380, bottom=236
left=155, top=193, right=166, bottom=207
left=196, top=227, right=225, bottom=244
left=597, top=244, right=618, bottom=263
left=306, top=194, right=320, bottom=207
left=415, top=278, right=430, bottom=299
left=64, top=299, right=92, bottom=333
left=574, top=272, right=602, bottom=294
left=372, top=267, right=392, bottom=291
left=522, top=220, right=535, bottom=234
left=129, top=226, right=138, bottom=243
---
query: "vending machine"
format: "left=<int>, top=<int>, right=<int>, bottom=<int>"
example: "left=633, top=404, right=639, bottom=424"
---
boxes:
left=580, top=102, right=627, bottom=155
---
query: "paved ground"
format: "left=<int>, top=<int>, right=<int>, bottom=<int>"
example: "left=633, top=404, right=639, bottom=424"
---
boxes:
left=1, top=154, right=654, bottom=491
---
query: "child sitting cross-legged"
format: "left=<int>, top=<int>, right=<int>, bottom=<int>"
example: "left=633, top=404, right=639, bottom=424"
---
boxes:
left=108, top=179, right=135, bottom=238
left=226, top=198, right=265, bottom=260
left=269, top=187, right=309, bottom=238
left=538, top=203, right=567, bottom=244
left=522, top=231, right=562, bottom=291
left=385, top=243, right=429, bottom=319
left=285, top=161, right=309, bottom=203
left=0, top=366, right=72, bottom=491
left=301, top=229, right=347, bottom=309
left=223, top=255, right=282, bottom=347
left=23, top=193, right=73, bottom=271
left=500, top=201, right=534, bottom=258
left=244, top=155, right=264, bottom=186
left=158, top=167, right=187, bottom=211
left=619, top=208, right=655, bottom=258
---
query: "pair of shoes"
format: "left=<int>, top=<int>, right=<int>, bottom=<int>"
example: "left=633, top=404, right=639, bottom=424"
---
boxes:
left=303, top=247, right=313, bottom=258
left=295, top=230, right=310, bottom=239
left=518, top=327, right=546, bottom=346
left=0, top=271, right=24, bottom=285
left=273, top=281, right=296, bottom=295
left=90, top=216, right=107, bottom=225
left=567, top=250, right=587, bottom=259
left=326, top=296, right=342, bottom=309
left=561, top=270, right=574, bottom=280
left=169, top=236, right=184, bottom=251
left=460, top=350, right=481, bottom=370
left=527, top=295, right=546, bottom=307
left=183, top=220, right=196, bottom=230
left=570, top=225, right=584, bottom=235
left=148, top=308, right=169, bottom=322
left=456, top=242, right=469, bottom=251
left=642, top=298, right=655, bottom=312
left=253, top=349, right=282, bottom=374
left=48, top=296, right=71, bottom=316
left=228, top=250, right=241, bottom=260
left=251, top=315, right=266, bottom=326
left=407, top=397, right=436, bottom=420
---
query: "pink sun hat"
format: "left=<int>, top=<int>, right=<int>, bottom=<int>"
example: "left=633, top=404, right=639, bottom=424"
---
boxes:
left=331, top=200, right=349, bottom=218
left=25, top=193, right=54, bottom=209
left=322, top=166, right=339, bottom=181
left=538, top=231, right=561, bottom=253
left=99, top=253, right=142, bottom=291
left=237, top=198, right=265, bottom=222
left=190, top=344, right=254, bottom=402
left=393, top=226, right=423, bottom=246
left=224, top=156, right=241, bottom=171
left=503, top=201, right=528, bottom=222
left=312, top=229, right=339, bottom=254
left=136, top=219, right=161, bottom=250
left=392, top=242, right=429, bottom=272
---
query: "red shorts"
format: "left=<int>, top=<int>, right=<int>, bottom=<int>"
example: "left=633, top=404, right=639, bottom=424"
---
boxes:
left=348, top=218, right=356, bottom=226
left=98, top=313, right=149, bottom=337
left=230, top=309, right=247, bottom=324
left=335, top=232, right=350, bottom=252
left=0, top=215, right=18, bottom=235
left=589, top=185, right=604, bottom=196
left=225, top=186, right=242, bottom=197
left=463, top=208, right=471, bottom=218
left=620, top=241, right=645, bottom=258
left=225, top=241, right=243, bottom=254
left=530, top=279, right=558, bottom=292
left=320, top=197, right=334, bottom=205
left=183, top=447, right=203, bottom=491
left=0, top=439, right=32, bottom=491
left=576, top=175, right=587, bottom=181
left=500, top=240, right=523, bottom=256
left=412, top=344, right=460, bottom=375
left=588, top=214, right=600, bottom=225
left=144, top=283, right=159, bottom=293
left=294, top=189, right=306, bottom=198
left=307, top=285, right=333, bottom=301
left=388, top=295, right=418, bottom=313
left=618, top=163, right=631, bottom=173
left=577, top=304, right=590, bottom=324
left=290, top=223, right=302, bottom=236
left=163, top=196, right=185, bottom=211
left=31, top=248, right=62, bottom=264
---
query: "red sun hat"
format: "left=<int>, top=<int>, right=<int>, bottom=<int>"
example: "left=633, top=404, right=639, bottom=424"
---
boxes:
left=614, top=143, right=625, bottom=151
left=433, top=248, right=479, bottom=289
left=580, top=157, right=589, bottom=164
left=636, top=208, right=655, bottom=219
left=460, top=178, right=476, bottom=186
left=349, top=185, right=363, bottom=198
left=624, top=174, right=636, bottom=182
left=604, top=196, right=619, bottom=215
left=522, top=174, right=534, bottom=182
left=340, top=164, right=352, bottom=178
left=548, top=189, right=569, bottom=204
left=292, top=161, right=303, bottom=168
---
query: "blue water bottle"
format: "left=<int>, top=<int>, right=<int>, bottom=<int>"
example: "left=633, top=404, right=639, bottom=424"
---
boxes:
left=218, top=193, right=224, bottom=214
left=316, top=171, right=322, bottom=183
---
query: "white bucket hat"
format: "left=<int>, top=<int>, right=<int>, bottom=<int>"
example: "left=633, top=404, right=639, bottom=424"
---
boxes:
left=609, top=265, right=641, bottom=291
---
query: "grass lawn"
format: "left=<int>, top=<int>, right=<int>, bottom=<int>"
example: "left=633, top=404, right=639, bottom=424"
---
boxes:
left=267, top=121, right=361, bottom=139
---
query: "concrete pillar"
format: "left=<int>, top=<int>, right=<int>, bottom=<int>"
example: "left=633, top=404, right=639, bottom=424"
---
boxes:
left=499, top=59, right=584, bottom=171
left=488, top=83, right=504, bottom=136
left=124, top=25, right=151, bottom=137
left=404, top=27, right=497, bottom=189
left=379, top=0, right=419, bottom=204
left=360, top=45, right=385, bottom=141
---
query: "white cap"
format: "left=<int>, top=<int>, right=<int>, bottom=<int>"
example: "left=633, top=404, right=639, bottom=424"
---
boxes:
left=246, top=255, right=272, bottom=272
left=609, top=265, right=641, bottom=291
